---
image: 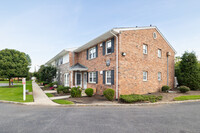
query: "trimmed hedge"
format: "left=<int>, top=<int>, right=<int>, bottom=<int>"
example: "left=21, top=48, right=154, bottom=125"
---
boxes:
left=57, top=86, right=71, bottom=94
left=178, top=86, right=190, bottom=93
left=120, top=94, right=162, bottom=103
left=85, top=88, right=93, bottom=97
left=71, top=86, right=82, bottom=97
left=162, top=85, right=170, bottom=92
left=103, top=89, right=115, bottom=101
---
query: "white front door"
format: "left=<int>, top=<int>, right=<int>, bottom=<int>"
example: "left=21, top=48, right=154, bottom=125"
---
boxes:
left=75, top=72, right=82, bottom=87
left=64, top=73, right=69, bottom=87
left=83, top=72, right=87, bottom=89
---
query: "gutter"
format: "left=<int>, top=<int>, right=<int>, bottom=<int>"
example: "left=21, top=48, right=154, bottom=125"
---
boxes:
left=110, top=30, right=119, bottom=100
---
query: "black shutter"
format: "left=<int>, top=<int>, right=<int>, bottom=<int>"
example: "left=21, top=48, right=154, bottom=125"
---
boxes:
left=103, top=71, right=105, bottom=84
left=96, top=71, right=98, bottom=84
left=102, top=42, right=105, bottom=55
left=111, top=70, right=114, bottom=85
left=96, top=45, right=98, bottom=58
left=87, top=72, right=88, bottom=82
left=111, top=37, right=114, bottom=53
left=86, top=49, right=88, bottom=60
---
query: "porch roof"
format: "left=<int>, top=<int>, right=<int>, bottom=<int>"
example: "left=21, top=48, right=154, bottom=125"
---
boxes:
left=69, top=63, right=88, bottom=71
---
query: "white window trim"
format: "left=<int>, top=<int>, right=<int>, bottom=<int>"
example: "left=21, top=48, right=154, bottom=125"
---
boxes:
left=143, top=44, right=148, bottom=55
left=143, top=71, right=148, bottom=81
left=88, top=47, right=96, bottom=60
left=106, top=40, right=112, bottom=55
left=158, top=72, right=162, bottom=81
left=158, top=49, right=162, bottom=58
left=89, top=72, right=96, bottom=83
left=153, top=32, right=157, bottom=39
left=106, top=71, right=112, bottom=85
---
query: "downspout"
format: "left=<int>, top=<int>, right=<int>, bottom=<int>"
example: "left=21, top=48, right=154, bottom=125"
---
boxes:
left=167, top=55, right=169, bottom=86
left=110, top=30, right=119, bottom=100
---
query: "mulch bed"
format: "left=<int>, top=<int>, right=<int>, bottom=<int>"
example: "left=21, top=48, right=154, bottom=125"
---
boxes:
left=67, top=95, right=118, bottom=104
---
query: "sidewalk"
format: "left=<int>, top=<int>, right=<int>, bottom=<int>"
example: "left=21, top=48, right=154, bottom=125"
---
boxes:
left=25, top=81, right=58, bottom=106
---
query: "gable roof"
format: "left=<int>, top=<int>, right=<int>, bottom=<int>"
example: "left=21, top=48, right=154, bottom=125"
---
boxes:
left=69, top=63, right=88, bottom=71
left=74, top=26, right=176, bottom=54
left=46, top=47, right=77, bottom=65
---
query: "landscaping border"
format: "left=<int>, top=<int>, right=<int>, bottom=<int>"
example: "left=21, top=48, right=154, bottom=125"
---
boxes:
left=1, top=99, right=200, bottom=107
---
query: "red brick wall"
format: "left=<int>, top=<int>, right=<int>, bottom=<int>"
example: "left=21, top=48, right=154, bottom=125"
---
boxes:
left=118, top=28, right=175, bottom=95
left=74, top=37, right=117, bottom=95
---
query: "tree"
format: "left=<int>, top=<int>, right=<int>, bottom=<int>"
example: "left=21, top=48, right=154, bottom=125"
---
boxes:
left=176, top=52, right=200, bottom=90
left=37, top=65, right=56, bottom=83
left=0, top=49, right=30, bottom=86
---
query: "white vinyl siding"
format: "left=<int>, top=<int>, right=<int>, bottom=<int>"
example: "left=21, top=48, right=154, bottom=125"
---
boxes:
left=63, top=54, right=69, bottom=64
left=89, top=72, right=96, bottom=83
left=106, top=71, right=111, bottom=85
left=89, top=47, right=96, bottom=60
left=106, top=40, right=112, bottom=54
left=143, top=44, right=148, bottom=54
left=143, top=71, right=148, bottom=81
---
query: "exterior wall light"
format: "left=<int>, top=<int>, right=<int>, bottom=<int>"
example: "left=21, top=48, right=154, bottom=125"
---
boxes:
left=122, top=52, right=126, bottom=56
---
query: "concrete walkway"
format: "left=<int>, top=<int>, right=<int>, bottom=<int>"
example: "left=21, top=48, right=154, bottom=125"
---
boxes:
left=49, top=95, right=70, bottom=100
left=26, top=81, right=58, bottom=106
left=43, top=90, right=57, bottom=94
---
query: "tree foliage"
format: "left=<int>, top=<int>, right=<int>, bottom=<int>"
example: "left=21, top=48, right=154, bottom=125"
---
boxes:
left=175, top=52, right=200, bottom=90
left=37, top=65, right=56, bottom=83
left=0, top=49, right=30, bottom=80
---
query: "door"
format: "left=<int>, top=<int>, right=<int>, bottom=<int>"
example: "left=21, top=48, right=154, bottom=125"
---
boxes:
left=64, top=73, right=69, bottom=87
left=75, top=72, right=82, bottom=87
left=83, top=72, right=87, bottom=89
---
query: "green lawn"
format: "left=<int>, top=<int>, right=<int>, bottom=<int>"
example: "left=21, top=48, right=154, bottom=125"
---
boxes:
left=53, top=99, right=74, bottom=104
left=0, top=80, right=22, bottom=84
left=174, top=95, right=200, bottom=101
left=0, top=82, right=33, bottom=102
left=46, top=93, right=54, bottom=97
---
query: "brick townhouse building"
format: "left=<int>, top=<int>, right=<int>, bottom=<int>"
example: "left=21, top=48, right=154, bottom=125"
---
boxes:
left=46, top=26, right=176, bottom=99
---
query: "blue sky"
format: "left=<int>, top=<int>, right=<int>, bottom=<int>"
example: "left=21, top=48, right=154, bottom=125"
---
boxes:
left=0, top=0, right=200, bottom=72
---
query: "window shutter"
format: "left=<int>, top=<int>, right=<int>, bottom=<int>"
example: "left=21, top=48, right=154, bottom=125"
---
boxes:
left=96, top=71, right=98, bottom=84
left=86, top=49, right=88, bottom=60
left=111, top=37, right=114, bottom=53
left=111, top=70, right=114, bottom=85
left=96, top=45, right=98, bottom=57
left=103, top=71, right=105, bottom=84
left=87, top=72, right=88, bottom=82
left=102, top=42, right=105, bottom=55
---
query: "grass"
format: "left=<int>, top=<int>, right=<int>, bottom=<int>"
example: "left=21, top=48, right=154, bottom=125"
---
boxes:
left=46, top=93, right=54, bottom=97
left=53, top=99, right=74, bottom=104
left=174, top=95, right=200, bottom=101
left=0, top=84, right=33, bottom=102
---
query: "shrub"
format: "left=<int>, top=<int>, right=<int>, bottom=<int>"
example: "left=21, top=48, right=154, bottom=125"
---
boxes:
left=103, top=89, right=115, bottom=101
left=161, top=85, right=170, bottom=92
left=85, top=88, right=93, bottom=97
left=57, top=86, right=71, bottom=94
left=120, top=94, right=162, bottom=103
left=71, top=86, right=82, bottom=97
left=178, top=86, right=190, bottom=93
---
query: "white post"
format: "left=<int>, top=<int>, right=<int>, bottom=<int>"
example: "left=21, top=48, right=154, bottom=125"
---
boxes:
left=22, top=78, right=26, bottom=101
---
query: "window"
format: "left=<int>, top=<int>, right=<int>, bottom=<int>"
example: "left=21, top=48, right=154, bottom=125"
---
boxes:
left=106, top=40, right=112, bottom=54
left=88, top=47, right=96, bottom=60
left=89, top=72, right=96, bottom=83
left=143, top=71, right=148, bottom=81
left=158, top=72, right=162, bottom=81
left=143, top=44, right=148, bottom=54
left=158, top=49, right=162, bottom=58
left=106, top=71, right=111, bottom=85
left=153, top=32, right=157, bottom=39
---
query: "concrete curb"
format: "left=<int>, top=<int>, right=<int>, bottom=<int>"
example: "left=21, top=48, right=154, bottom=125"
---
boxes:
left=0, top=99, right=200, bottom=107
